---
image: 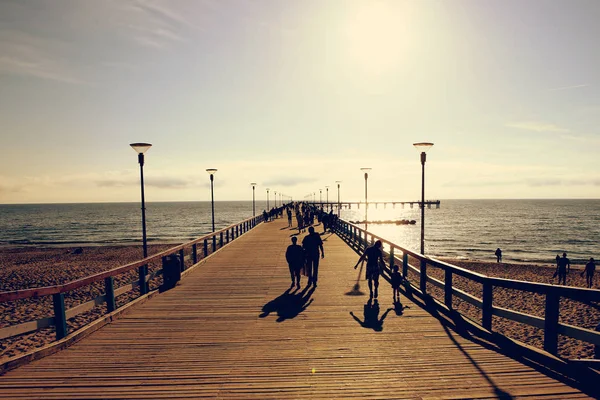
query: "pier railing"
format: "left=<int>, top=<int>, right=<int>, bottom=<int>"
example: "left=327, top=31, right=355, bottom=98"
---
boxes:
left=334, top=218, right=600, bottom=361
left=0, top=215, right=264, bottom=344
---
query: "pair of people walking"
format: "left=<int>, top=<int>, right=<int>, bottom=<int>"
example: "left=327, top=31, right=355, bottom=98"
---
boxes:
left=286, top=227, right=324, bottom=288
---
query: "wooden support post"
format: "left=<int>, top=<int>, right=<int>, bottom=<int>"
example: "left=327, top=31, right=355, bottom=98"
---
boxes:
left=226, top=230, right=230, bottom=243
left=544, top=291, right=560, bottom=355
left=138, top=264, right=148, bottom=295
left=203, top=239, right=208, bottom=257
left=212, top=235, right=217, bottom=252
left=482, top=281, right=493, bottom=331
left=402, top=253, right=408, bottom=278
left=192, top=244, right=198, bottom=264
left=52, top=293, right=68, bottom=340
left=104, top=277, right=116, bottom=313
left=444, top=269, right=452, bottom=308
left=236, top=225, right=239, bottom=237
left=420, top=259, right=427, bottom=294
left=179, top=249, right=185, bottom=272
left=219, top=232, right=224, bottom=248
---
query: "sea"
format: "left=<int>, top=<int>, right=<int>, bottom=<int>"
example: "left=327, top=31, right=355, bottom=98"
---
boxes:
left=0, top=200, right=598, bottom=265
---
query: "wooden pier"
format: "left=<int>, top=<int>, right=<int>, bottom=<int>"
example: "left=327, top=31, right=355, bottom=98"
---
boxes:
left=314, top=200, right=441, bottom=210
left=0, top=217, right=596, bottom=398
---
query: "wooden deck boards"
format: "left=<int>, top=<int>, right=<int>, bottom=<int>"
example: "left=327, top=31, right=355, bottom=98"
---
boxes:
left=0, top=218, right=592, bottom=399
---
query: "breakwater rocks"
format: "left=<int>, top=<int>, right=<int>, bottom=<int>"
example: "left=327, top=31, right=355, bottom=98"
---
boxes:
left=349, top=219, right=417, bottom=225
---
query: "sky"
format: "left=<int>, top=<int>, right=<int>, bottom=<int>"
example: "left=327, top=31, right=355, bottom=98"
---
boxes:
left=1, top=0, right=599, bottom=204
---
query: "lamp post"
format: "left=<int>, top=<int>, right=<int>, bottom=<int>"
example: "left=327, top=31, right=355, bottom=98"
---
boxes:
left=206, top=169, right=217, bottom=232
left=325, top=185, right=329, bottom=210
left=251, top=183, right=257, bottom=217
left=360, top=168, right=371, bottom=230
left=319, top=189, right=322, bottom=206
left=266, top=188, right=270, bottom=210
left=335, top=181, right=341, bottom=217
left=130, top=142, right=151, bottom=295
left=413, top=142, right=434, bottom=255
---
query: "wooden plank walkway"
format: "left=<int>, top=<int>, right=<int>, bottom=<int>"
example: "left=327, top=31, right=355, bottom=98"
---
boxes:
left=0, top=218, right=592, bottom=399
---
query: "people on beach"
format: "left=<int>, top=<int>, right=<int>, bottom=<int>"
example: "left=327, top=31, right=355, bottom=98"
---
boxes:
left=302, top=226, right=324, bottom=286
left=554, top=252, right=571, bottom=285
left=391, top=264, right=402, bottom=304
left=355, top=240, right=385, bottom=299
left=495, top=248, right=502, bottom=263
left=285, top=237, right=304, bottom=288
left=581, top=257, right=596, bottom=289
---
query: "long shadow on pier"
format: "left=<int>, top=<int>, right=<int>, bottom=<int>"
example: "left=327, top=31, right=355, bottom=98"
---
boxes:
left=260, top=285, right=316, bottom=322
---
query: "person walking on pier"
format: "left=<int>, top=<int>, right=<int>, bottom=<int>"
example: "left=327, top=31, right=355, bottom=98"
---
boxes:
left=391, top=265, right=402, bottom=304
left=286, top=237, right=305, bottom=288
left=581, top=258, right=596, bottom=288
left=302, top=226, right=324, bottom=286
left=287, top=207, right=293, bottom=228
left=355, top=240, right=385, bottom=299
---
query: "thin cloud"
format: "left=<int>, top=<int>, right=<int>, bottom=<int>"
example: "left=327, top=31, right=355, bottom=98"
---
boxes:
left=263, top=177, right=318, bottom=187
left=548, top=84, right=589, bottom=92
left=0, top=29, right=91, bottom=85
left=506, top=121, right=570, bottom=133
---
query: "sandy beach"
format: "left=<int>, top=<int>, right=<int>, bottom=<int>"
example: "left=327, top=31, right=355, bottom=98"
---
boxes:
left=1, top=246, right=598, bottom=362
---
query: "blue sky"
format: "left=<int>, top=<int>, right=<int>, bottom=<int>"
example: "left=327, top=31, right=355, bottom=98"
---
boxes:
left=1, top=0, right=599, bottom=203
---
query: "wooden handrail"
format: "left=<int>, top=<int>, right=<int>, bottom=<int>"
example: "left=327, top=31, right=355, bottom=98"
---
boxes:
left=334, top=218, right=600, bottom=357
left=0, top=215, right=262, bottom=303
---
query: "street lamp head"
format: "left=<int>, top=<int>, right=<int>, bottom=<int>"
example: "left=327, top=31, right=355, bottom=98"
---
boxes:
left=206, top=168, right=218, bottom=175
left=130, top=143, right=152, bottom=154
left=413, top=142, right=434, bottom=153
left=250, top=182, right=257, bottom=187
left=361, top=167, right=371, bottom=179
left=266, top=188, right=270, bottom=192
left=413, top=142, right=433, bottom=164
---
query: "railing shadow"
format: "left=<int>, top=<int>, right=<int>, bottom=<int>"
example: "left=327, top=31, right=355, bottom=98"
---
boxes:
left=407, top=292, right=598, bottom=398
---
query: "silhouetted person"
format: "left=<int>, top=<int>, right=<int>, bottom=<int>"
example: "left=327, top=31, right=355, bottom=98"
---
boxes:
left=262, top=209, right=269, bottom=222
left=495, top=248, right=502, bottom=263
left=355, top=240, right=385, bottom=299
left=391, top=264, right=402, bottom=304
left=287, top=207, right=293, bottom=227
left=581, top=257, right=596, bottom=288
left=286, top=237, right=304, bottom=288
left=555, top=252, right=570, bottom=285
left=321, top=211, right=328, bottom=233
left=350, top=299, right=393, bottom=331
left=302, top=226, right=324, bottom=286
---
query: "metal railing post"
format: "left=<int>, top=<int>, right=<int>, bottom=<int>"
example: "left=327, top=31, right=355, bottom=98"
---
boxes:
left=192, top=244, right=198, bottom=264
left=52, top=293, right=68, bottom=340
left=420, top=259, right=427, bottom=294
left=482, top=281, right=493, bottom=331
left=104, top=277, right=116, bottom=313
left=179, top=249, right=185, bottom=272
left=544, top=291, right=560, bottom=355
left=444, top=269, right=452, bottom=308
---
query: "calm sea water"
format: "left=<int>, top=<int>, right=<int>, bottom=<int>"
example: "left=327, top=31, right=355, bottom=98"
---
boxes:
left=0, top=200, right=598, bottom=264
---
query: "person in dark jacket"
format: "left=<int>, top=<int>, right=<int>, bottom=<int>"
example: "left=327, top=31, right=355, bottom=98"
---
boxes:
left=286, top=237, right=305, bottom=288
left=302, top=226, right=324, bottom=286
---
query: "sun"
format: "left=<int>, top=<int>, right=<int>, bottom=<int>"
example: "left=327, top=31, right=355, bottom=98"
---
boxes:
left=343, top=2, right=411, bottom=76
